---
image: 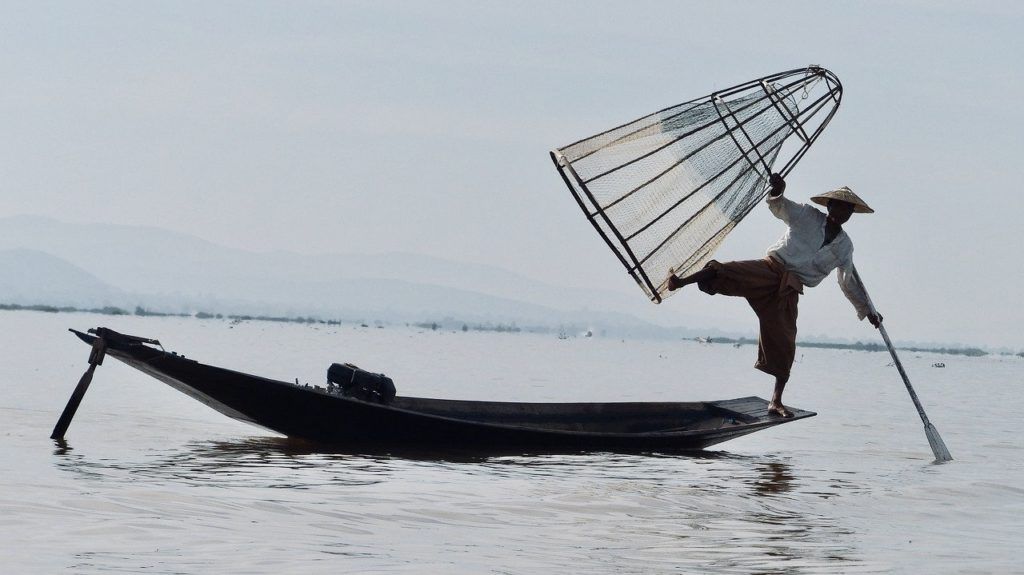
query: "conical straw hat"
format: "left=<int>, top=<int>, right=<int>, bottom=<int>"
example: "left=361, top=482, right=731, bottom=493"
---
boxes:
left=810, top=186, right=874, bottom=214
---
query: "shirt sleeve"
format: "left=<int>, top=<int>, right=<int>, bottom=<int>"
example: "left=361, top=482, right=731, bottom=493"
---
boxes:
left=837, top=258, right=876, bottom=320
left=766, top=193, right=803, bottom=224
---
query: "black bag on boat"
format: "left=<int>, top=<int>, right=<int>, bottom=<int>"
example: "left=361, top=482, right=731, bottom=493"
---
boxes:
left=327, top=362, right=396, bottom=404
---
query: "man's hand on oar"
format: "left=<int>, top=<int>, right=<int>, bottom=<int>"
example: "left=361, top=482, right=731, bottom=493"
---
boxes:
left=868, top=312, right=883, bottom=329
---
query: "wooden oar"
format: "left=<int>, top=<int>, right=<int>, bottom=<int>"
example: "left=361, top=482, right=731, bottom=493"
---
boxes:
left=853, top=268, right=953, bottom=462
left=50, top=336, right=107, bottom=440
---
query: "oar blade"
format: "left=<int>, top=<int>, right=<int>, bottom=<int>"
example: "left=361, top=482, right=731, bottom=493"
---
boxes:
left=51, top=335, right=108, bottom=441
left=50, top=364, right=97, bottom=440
left=925, top=422, right=953, bottom=462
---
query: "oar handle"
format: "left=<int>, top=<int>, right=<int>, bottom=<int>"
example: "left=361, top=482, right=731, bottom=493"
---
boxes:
left=851, top=267, right=931, bottom=427
left=876, top=323, right=932, bottom=427
left=852, top=267, right=952, bottom=461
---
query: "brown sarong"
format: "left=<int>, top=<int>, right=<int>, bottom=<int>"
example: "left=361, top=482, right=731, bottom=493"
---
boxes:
left=698, top=257, right=803, bottom=379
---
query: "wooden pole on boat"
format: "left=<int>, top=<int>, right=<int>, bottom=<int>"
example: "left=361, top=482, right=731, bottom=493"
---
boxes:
left=50, top=336, right=107, bottom=440
left=852, top=268, right=953, bottom=462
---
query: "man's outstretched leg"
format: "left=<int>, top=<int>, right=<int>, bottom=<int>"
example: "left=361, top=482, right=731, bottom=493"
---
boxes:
left=768, top=375, right=793, bottom=418
left=666, top=267, right=717, bottom=291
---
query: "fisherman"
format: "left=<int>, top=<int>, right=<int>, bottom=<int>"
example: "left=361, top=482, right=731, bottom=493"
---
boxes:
left=666, top=173, right=882, bottom=418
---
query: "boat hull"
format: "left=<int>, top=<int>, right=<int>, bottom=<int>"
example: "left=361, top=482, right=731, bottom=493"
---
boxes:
left=69, top=328, right=814, bottom=452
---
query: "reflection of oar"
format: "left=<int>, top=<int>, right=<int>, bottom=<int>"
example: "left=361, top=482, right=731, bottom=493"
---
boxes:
left=50, top=336, right=107, bottom=440
left=853, top=268, right=953, bottom=462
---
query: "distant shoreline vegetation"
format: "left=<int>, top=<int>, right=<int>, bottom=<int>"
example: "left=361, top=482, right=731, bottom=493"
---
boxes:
left=3, top=302, right=1019, bottom=358
left=699, top=336, right=992, bottom=358
left=0, top=303, right=560, bottom=336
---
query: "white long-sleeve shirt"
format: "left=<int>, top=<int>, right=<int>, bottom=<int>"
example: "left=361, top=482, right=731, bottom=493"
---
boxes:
left=765, top=193, right=875, bottom=320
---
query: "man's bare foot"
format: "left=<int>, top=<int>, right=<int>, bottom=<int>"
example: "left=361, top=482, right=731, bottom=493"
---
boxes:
left=666, top=274, right=683, bottom=291
left=767, top=402, right=793, bottom=418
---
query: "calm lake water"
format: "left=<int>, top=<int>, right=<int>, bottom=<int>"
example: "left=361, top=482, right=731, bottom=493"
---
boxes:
left=1, top=311, right=1021, bottom=574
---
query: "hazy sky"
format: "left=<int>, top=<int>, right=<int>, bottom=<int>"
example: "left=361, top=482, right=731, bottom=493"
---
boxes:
left=3, top=1, right=1022, bottom=348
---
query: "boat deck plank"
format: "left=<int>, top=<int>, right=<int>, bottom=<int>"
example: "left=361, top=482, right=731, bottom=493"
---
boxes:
left=711, top=396, right=816, bottom=422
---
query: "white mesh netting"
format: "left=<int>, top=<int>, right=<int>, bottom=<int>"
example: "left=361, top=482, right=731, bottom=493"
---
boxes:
left=552, top=66, right=842, bottom=302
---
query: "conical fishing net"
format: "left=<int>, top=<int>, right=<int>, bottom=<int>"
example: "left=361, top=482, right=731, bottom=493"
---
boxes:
left=551, top=66, right=842, bottom=303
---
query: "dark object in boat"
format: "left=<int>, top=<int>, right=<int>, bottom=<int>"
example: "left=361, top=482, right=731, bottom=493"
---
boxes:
left=327, top=362, right=396, bottom=404
left=60, top=327, right=815, bottom=451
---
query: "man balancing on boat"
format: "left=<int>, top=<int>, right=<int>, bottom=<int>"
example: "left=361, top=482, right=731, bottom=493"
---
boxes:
left=666, top=173, right=883, bottom=418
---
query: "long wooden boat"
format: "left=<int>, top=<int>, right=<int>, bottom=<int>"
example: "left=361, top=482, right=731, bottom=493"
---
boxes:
left=57, top=327, right=814, bottom=452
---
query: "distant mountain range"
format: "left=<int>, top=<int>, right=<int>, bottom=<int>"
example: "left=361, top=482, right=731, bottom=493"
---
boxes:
left=0, top=215, right=715, bottom=337
left=0, top=248, right=128, bottom=307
